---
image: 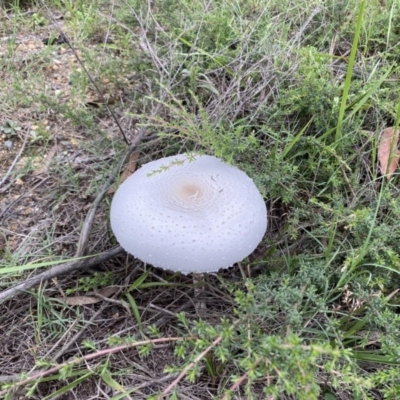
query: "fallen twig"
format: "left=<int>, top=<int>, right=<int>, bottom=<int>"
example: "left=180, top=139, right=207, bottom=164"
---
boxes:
left=0, top=177, right=50, bottom=221
left=0, top=246, right=124, bottom=303
left=0, top=125, right=30, bottom=189
left=75, top=138, right=142, bottom=257
left=221, top=357, right=263, bottom=400
left=159, top=334, right=224, bottom=399
left=0, top=336, right=189, bottom=397
left=0, top=126, right=146, bottom=303
left=51, top=269, right=138, bottom=362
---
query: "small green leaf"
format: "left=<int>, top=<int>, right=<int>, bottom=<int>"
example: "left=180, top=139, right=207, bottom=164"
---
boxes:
left=126, top=292, right=144, bottom=333
left=101, top=369, right=129, bottom=396
left=128, top=269, right=151, bottom=291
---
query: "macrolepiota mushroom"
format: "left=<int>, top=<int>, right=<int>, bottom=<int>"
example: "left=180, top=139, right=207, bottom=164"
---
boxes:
left=110, top=153, right=267, bottom=274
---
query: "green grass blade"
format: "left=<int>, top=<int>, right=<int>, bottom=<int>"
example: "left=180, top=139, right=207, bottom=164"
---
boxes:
left=41, top=372, right=93, bottom=400
left=352, top=351, right=400, bottom=365
left=126, top=292, right=144, bottom=333
left=335, top=0, right=366, bottom=143
left=282, top=117, right=314, bottom=159
left=101, top=368, right=130, bottom=397
left=128, top=269, right=151, bottom=291
left=321, top=67, right=391, bottom=143
left=0, top=256, right=92, bottom=274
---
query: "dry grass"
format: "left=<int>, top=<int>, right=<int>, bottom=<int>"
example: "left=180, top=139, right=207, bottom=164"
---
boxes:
left=2, top=0, right=400, bottom=398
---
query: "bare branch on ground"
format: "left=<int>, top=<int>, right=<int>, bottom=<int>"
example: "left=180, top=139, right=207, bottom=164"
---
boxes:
left=0, top=246, right=124, bottom=303
left=0, top=337, right=187, bottom=397
left=0, top=126, right=30, bottom=190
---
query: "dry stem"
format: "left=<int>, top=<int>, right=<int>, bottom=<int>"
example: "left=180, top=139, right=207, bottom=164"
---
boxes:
left=0, top=336, right=192, bottom=398
left=0, top=246, right=123, bottom=303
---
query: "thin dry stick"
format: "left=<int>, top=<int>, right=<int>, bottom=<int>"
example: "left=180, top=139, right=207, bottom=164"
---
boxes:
left=0, top=336, right=192, bottom=398
left=51, top=297, right=116, bottom=362
left=0, top=125, right=30, bottom=189
left=0, top=246, right=123, bottom=303
left=75, top=137, right=143, bottom=257
left=51, top=269, right=137, bottom=362
left=44, top=316, right=82, bottom=360
left=0, top=177, right=49, bottom=221
left=159, top=335, right=224, bottom=398
left=221, top=356, right=263, bottom=400
left=0, top=127, right=146, bottom=303
left=290, top=7, right=322, bottom=47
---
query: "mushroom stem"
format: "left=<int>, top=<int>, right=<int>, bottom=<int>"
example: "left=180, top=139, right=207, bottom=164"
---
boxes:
left=192, top=273, right=207, bottom=312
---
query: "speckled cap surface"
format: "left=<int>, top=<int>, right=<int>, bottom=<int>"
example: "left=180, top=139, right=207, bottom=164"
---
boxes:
left=110, top=154, right=267, bottom=274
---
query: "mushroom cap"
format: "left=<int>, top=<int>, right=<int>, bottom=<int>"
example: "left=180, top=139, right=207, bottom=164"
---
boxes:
left=110, top=154, right=267, bottom=274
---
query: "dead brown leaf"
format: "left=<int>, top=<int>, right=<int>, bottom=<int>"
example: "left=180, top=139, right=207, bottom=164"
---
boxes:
left=107, top=152, right=139, bottom=194
left=62, top=295, right=101, bottom=306
left=378, top=127, right=400, bottom=179
left=56, top=286, right=119, bottom=306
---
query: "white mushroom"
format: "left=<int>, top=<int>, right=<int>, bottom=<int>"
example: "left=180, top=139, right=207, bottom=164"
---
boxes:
left=110, top=154, right=267, bottom=274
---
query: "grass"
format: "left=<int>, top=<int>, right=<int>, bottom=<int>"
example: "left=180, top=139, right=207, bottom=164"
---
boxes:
left=1, top=0, right=400, bottom=398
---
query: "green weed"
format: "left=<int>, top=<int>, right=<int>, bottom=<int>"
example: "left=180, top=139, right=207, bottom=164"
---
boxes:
left=2, top=0, right=400, bottom=398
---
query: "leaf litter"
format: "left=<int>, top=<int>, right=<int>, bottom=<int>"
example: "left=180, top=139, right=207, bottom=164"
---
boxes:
left=378, top=127, right=400, bottom=179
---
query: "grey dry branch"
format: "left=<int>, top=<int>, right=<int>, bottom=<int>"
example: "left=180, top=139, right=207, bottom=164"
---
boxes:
left=0, top=129, right=145, bottom=303
left=0, top=246, right=124, bottom=303
left=75, top=135, right=145, bottom=257
left=3, top=0, right=400, bottom=397
left=0, top=177, right=50, bottom=221
left=51, top=268, right=139, bottom=362
left=0, top=125, right=30, bottom=190
left=0, top=336, right=190, bottom=398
